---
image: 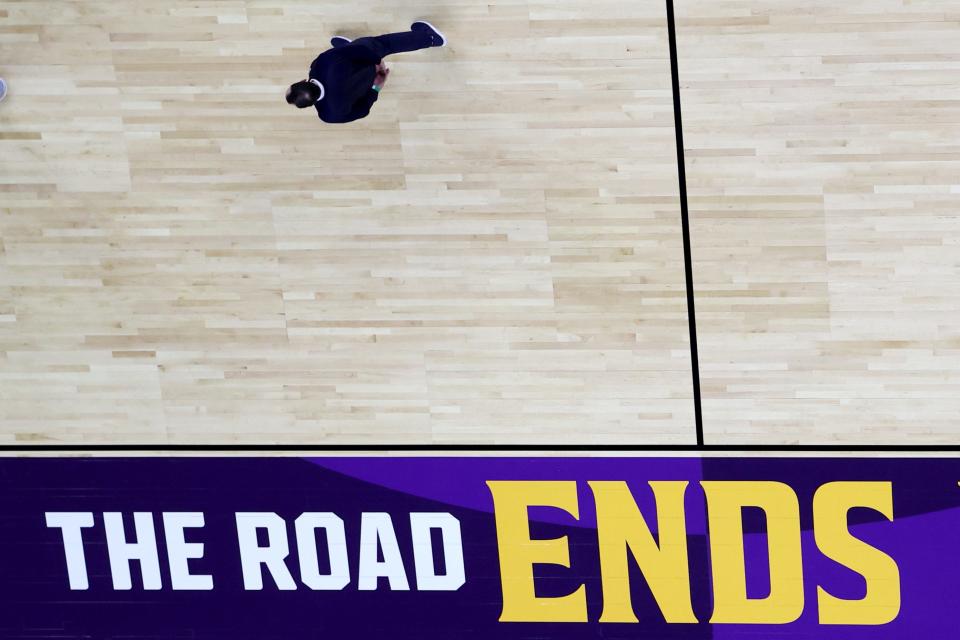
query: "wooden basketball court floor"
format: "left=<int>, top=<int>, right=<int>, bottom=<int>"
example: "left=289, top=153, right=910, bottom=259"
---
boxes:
left=0, top=0, right=958, bottom=447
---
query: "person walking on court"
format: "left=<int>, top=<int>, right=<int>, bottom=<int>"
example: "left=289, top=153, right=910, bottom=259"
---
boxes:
left=0, top=78, right=8, bottom=103
left=286, top=22, right=446, bottom=124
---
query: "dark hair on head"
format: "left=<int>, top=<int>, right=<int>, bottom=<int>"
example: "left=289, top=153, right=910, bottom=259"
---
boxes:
left=286, top=81, right=320, bottom=108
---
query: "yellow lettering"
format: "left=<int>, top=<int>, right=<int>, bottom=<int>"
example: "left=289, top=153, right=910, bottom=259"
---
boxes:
left=487, top=481, right=588, bottom=622
left=589, top=481, right=697, bottom=623
left=813, top=482, right=900, bottom=625
left=702, top=481, right=804, bottom=624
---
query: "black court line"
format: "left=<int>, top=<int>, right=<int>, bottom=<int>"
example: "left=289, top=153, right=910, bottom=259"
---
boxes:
left=3, top=444, right=959, bottom=453
left=665, top=0, right=704, bottom=446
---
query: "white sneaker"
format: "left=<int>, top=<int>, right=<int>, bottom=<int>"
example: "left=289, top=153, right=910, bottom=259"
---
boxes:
left=0, top=78, right=7, bottom=103
left=411, top=21, right=447, bottom=47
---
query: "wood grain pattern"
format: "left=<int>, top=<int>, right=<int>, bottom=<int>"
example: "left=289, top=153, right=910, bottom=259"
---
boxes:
left=0, top=1, right=693, bottom=444
left=677, top=0, right=960, bottom=443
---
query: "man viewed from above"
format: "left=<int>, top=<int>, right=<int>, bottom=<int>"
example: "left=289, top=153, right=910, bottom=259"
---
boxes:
left=286, top=21, right=447, bottom=124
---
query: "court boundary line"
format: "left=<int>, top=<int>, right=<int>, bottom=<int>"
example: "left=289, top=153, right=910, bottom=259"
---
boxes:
left=665, top=0, right=704, bottom=447
left=2, top=444, right=959, bottom=452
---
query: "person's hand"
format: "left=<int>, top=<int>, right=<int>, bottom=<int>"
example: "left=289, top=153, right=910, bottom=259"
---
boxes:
left=374, top=66, right=390, bottom=88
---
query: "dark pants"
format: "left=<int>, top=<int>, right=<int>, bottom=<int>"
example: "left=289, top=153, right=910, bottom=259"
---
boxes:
left=340, top=29, right=435, bottom=59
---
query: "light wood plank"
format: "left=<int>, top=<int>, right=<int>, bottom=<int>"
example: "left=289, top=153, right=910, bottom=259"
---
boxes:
left=0, top=0, right=693, bottom=444
left=677, top=0, right=960, bottom=443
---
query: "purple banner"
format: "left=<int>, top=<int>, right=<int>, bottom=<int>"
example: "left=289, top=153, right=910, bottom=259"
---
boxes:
left=1, top=456, right=958, bottom=638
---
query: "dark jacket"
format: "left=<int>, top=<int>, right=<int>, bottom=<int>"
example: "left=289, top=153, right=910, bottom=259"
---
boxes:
left=309, top=45, right=380, bottom=124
